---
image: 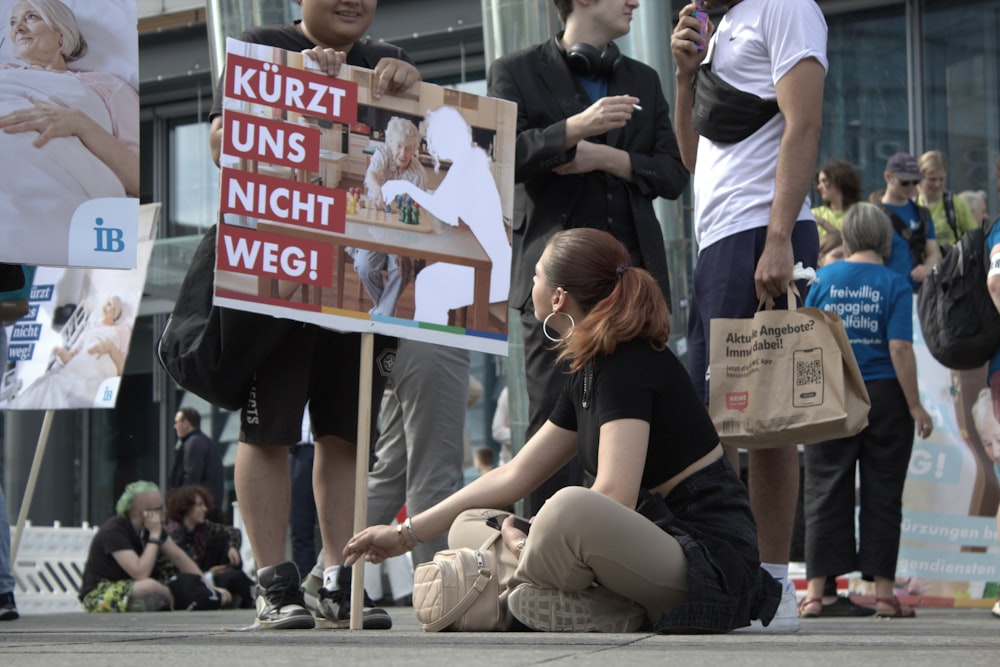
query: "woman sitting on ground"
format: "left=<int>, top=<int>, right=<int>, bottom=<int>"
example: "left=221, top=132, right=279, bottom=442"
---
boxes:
left=344, top=228, right=780, bottom=633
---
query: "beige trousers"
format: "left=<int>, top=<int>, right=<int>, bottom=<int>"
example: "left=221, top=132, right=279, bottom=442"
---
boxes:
left=448, top=486, right=689, bottom=619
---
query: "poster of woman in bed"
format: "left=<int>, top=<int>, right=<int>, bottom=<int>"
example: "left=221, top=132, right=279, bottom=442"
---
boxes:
left=0, top=0, right=139, bottom=269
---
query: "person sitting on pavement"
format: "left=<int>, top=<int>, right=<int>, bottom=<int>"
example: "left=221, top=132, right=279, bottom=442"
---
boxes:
left=345, top=228, right=781, bottom=633
left=160, top=485, right=254, bottom=609
left=79, top=481, right=205, bottom=612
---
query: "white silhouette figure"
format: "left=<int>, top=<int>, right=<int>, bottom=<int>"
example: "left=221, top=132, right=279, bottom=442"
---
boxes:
left=381, top=106, right=510, bottom=326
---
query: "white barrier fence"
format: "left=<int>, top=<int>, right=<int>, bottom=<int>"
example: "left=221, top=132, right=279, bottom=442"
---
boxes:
left=12, top=521, right=97, bottom=614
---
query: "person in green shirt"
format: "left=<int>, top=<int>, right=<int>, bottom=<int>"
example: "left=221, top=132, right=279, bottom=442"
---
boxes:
left=812, top=159, right=861, bottom=236
left=916, top=150, right=978, bottom=251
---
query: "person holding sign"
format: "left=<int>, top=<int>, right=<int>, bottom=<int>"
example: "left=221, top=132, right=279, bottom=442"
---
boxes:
left=207, top=0, right=420, bottom=631
left=800, top=203, right=932, bottom=619
left=486, top=0, right=689, bottom=516
left=344, top=228, right=781, bottom=633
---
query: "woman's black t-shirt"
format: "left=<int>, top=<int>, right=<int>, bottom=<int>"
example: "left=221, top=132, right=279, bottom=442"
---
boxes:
left=548, top=338, right=719, bottom=490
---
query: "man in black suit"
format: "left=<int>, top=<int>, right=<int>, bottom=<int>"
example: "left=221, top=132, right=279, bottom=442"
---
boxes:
left=487, top=0, right=688, bottom=513
left=169, top=407, right=225, bottom=521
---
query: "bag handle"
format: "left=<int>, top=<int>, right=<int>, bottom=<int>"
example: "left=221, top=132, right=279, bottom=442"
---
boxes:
left=756, top=283, right=801, bottom=313
left=422, top=531, right=502, bottom=632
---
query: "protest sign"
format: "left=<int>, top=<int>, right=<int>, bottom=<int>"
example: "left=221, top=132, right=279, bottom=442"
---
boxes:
left=0, top=204, right=158, bottom=410
left=893, top=299, right=1000, bottom=605
left=0, top=0, right=140, bottom=268
left=213, top=38, right=515, bottom=355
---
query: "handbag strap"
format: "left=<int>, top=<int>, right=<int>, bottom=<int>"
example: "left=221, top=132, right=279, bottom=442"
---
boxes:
left=423, top=531, right=502, bottom=632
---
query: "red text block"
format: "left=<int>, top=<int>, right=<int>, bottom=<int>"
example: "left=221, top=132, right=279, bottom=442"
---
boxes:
left=217, top=225, right=333, bottom=287
left=221, top=168, right=346, bottom=233
left=224, top=111, right=321, bottom=172
left=226, top=53, right=358, bottom=124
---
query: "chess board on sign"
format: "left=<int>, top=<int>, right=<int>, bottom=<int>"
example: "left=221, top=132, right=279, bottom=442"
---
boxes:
left=346, top=198, right=435, bottom=234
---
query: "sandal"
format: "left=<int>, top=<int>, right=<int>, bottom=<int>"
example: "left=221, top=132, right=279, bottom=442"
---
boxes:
left=797, top=597, right=822, bottom=618
left=875, top=596, right=916, bottom=618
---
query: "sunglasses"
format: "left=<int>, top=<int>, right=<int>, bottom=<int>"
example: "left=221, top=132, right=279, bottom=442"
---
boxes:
left=897, top=179, right=920, bottom=187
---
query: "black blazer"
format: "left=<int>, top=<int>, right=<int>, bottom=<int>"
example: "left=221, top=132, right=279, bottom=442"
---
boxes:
left=488, top=38, right=688, bottom=311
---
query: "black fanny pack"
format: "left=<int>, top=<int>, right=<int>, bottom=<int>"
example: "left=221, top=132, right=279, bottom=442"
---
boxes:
left=692, top=64, right=779, bottom=144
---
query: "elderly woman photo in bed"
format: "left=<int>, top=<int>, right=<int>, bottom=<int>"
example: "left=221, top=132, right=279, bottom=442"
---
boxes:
left=0, top=0, right=139, bottom=266
left=12, top=294, right=132, bottom=409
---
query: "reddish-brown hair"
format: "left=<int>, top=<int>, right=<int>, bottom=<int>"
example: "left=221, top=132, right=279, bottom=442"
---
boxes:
left=543, top=228, right=670, bottom=372
left=165, top=484, right=214, bottom=523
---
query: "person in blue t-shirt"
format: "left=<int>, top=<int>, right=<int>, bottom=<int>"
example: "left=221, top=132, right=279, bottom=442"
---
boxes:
left=800, top=203, right=933, bottom=619
left=987, top=156, right=1000, bottom=421
left=986, top=157, right=1000, bottom=620
left=879, top=153, right=941, bottom=291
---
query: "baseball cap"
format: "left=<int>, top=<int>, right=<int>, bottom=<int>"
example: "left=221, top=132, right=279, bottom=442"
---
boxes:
left=885, top=152, right=923, bottom=181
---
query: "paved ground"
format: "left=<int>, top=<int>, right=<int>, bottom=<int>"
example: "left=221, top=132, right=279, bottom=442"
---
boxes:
left=1, top=605, right=999, bottom=666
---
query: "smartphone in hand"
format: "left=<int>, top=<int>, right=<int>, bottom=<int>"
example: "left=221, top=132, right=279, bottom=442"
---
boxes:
left=485, top=513, right=531, bottom=534
left=693, top=0, right=709, bottom=51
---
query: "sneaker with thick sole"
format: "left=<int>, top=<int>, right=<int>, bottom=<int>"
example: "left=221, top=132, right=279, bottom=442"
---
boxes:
left=733, top=589, right=801, bottom=634
left=314, top=587, right=393, bottom=629
left=255, top=561, right=316, bottom=630
left=507, top=583, right=647, bottom=633
left=302, top=573, right=322, bottom=615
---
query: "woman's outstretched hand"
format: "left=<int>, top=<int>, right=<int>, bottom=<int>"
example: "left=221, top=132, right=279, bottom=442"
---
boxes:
left=343, top=524, right=407, bottom=566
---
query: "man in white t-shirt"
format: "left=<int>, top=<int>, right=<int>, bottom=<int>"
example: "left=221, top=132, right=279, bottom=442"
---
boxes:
left=671, top=0, right=828, bottom=632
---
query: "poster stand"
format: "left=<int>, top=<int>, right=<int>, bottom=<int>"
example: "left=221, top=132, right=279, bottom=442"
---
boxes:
left=10, top=409, right=55, bottom=561
left=350, top=333, right=374, bottom=630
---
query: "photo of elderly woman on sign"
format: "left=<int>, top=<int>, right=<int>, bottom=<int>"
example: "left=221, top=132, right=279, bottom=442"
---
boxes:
left=380, top=106, right=511, bottom=325
left=345, top=229, right=781, bottom=633
left=0, top=0, right=138, bottom=266
left=11, top=294, right=132, bottom=409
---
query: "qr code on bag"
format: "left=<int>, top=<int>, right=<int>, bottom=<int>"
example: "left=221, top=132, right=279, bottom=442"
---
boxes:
left=795, top=359, right=822, bottom=386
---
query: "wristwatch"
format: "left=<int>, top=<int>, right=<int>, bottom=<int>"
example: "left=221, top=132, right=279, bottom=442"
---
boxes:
left=147, top=535, right=165, bottom=546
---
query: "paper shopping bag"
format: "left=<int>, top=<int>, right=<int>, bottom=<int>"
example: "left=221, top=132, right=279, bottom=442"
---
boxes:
left=708, top=294, right=870, bottom=449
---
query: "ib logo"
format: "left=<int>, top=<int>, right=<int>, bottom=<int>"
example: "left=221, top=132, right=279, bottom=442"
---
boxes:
left=94, top=218, right=125, bottom=253
left=67, top=198, right=139, bottom=268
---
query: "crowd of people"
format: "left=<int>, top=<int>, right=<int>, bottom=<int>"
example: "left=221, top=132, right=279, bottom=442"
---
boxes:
left=3, top=0, right=1000, bottom=633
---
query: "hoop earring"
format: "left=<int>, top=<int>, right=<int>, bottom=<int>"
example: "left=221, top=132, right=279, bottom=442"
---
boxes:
left=542, top=311, right=575, bottom=343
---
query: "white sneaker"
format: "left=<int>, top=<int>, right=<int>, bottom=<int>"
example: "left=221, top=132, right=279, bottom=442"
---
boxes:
left=991, top=600, right=1000, bottom=618
left=507, top=583, right=647, bottom=633
left=733, top=589, right=801, bottom=634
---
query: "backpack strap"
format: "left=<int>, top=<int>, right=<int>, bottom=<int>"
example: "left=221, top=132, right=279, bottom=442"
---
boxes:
left=943, top=191, right=958, bottom=237
left=880, top=203, right=926, bottom=268
left=422, top=531, right=502, bottom=632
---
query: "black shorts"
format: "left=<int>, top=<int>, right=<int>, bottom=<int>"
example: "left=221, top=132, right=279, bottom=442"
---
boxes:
left=239, top=324, right=396, bottom=446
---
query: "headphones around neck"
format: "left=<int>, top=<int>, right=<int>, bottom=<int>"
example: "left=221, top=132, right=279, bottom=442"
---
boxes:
left=558, top=37, right=622, bottom=77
